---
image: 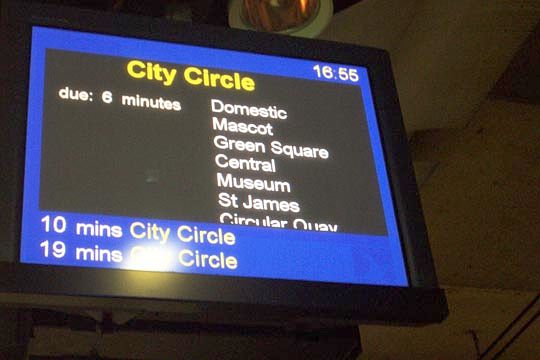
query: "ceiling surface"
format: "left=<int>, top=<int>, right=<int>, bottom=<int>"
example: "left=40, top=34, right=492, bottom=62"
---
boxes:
left=321, top=0, right=540, bottom=132
left=320, top=0, right=540, bottom=357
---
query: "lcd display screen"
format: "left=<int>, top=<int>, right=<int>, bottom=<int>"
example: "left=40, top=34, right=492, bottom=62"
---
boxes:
left=20, top=26, right=408, bottom=286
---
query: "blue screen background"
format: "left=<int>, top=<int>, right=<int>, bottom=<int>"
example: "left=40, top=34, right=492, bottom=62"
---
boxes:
left=20, top=26, right=408, bottom=286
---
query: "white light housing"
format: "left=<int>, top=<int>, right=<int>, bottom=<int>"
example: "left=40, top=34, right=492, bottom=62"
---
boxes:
left=228, top=0, right=334, bottom=38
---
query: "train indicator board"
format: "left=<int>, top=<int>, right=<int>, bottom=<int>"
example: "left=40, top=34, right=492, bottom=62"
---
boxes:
left=20, top=26, right=408, bottom=286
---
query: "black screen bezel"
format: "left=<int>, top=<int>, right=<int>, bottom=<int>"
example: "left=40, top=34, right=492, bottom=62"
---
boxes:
left=0, top=1, right=447, bottom=325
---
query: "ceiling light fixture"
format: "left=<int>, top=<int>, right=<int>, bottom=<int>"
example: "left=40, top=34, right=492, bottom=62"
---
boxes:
left=228, top=0, right=333, bottom=38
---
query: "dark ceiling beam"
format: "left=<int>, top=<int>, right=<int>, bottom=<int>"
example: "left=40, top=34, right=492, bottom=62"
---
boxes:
left=490, top=20, right=540, bottom=104
left=333, top=0, right=363, bottom=13
left=17, top=0, right=364, bottom=23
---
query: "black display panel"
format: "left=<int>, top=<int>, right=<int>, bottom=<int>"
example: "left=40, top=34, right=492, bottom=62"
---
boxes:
left=0, top=1, right=447, bottom=325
